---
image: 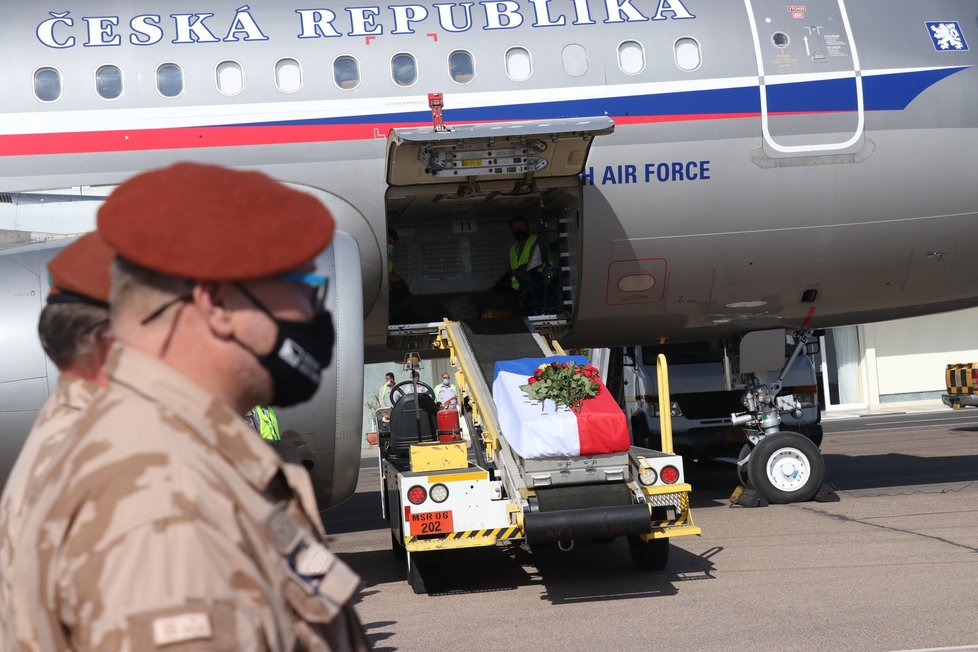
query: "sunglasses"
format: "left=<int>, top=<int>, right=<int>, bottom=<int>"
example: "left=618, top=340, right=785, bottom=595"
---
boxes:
left=279, top=271, right=330, bottom=313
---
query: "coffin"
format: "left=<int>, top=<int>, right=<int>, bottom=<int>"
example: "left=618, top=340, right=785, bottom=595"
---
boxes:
left=492, top=356, right=631, bottom=460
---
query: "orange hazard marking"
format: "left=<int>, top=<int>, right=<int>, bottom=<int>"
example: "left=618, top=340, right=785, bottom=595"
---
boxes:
left=408, top=510, right=454, bottom=536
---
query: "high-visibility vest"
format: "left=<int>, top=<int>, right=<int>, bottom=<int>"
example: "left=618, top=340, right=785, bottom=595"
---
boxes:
left=509, top=235, right=538, bottom=290
left=254, top=405, right=280, bottom=441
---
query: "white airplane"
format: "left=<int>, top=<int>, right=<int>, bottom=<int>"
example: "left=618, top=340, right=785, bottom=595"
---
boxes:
left=1, top=0, right=975, bottom=506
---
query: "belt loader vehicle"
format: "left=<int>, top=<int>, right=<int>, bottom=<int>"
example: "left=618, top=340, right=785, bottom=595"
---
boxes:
left=376, top=317, right=700, bottom=593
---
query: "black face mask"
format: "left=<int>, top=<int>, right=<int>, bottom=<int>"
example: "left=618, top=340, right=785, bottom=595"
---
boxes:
left=512, top=229, right=530, bottom=241
left=234, top=284, right=335, bottom=408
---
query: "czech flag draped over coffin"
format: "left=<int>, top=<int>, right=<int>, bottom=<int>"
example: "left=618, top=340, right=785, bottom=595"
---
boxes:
left=492, top=356, right=631, bottom=459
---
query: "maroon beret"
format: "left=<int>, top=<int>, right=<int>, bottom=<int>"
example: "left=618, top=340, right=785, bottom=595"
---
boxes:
left=47, top=231, right=114, bottom=305
left=97, top=163, right=334, bottom=281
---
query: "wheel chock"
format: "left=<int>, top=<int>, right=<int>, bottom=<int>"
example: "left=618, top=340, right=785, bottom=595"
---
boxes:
left=813, top=483, right=840, bottom=503
left=729, top=485, right=769, bottom=508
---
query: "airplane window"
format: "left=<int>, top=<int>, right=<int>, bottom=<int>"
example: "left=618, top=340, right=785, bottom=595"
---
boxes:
left=562, top=44, right=589, bottom=77
left=156, top=63, right=184, bottom=98
left=449, top=50, right=474, bottom=84
left=216, top=61, right=243, bottom=96
left=333, top=56, right=360, bottom=90
left=505, top=47, right=532, bottom=82
left=275, top=58, right=303, bottom=93
left=33, top=67, right=62, bottom=102
left=618, top=40, right=645, bottom=75
left=674, top=37, right=701, bottom=71
left=96, top=65, right=123, bottom=100
left=392, top=53, right=417, bottom=87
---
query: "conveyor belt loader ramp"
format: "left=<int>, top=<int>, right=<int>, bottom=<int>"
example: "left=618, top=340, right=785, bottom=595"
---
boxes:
left=378, top=317, right=700, bottom=593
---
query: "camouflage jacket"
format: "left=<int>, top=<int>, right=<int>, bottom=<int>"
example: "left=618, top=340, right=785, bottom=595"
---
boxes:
left=0, top=376, right=99, bottom=649
left=0, top=344, right=367, bottom=651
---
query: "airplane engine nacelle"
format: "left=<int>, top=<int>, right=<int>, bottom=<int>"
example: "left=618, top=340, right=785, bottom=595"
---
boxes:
left=0, top=240, right=60, bottom=488
left=282, top=231, right=364, bottom=509
left=0, top=233, right=364, bottom=509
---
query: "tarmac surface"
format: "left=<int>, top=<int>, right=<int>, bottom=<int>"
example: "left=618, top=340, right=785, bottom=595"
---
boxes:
left=325, top=407, right=978, bottom=652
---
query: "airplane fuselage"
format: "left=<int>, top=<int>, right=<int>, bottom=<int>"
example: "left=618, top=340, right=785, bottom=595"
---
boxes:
left=2, top=1, right=976, bottom=352
left=1, top=0, right=976, bottom=504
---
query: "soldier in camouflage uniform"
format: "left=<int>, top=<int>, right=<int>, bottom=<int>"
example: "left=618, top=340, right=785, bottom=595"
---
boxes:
left=0, top=163, right=368, bottom=651
left=0, top=232, right=115, bottom=649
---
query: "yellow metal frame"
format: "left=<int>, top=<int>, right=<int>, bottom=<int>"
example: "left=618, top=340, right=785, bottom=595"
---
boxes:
left=434, top=320, right=502, bottom=462
left=656, top=353, right=674, bottom=454
left=638, top=483, right=701, bottom=539
left=404, top=525, right=524, bottom=552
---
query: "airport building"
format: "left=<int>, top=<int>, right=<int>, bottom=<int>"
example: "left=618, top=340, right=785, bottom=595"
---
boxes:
left=816, top=307, right=978, bottom=411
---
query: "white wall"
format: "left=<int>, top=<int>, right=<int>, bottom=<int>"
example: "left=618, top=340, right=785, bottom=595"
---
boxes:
left=865, top=308, right=978, bottom=397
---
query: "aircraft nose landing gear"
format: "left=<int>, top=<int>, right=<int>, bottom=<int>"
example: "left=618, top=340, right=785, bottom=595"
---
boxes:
left=728, top=329, right=829, bottom=505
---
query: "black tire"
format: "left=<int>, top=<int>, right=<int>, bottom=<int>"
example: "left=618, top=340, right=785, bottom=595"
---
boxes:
left=406, top=551, right=441, bottom=594
left=627, top=534, right=670, bottom=571
left=736, top=443, right=753, bottom=488
left=390, top=530, right=406, bottom=561
left=747, top=431, right=825, bottom=504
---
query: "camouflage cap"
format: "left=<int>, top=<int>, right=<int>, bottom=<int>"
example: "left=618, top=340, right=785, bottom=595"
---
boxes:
left=47, top=231, right=114, bottom=306
left=97, top=162, right=335, bottom=281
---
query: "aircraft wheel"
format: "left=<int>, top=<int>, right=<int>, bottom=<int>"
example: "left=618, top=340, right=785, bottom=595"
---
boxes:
left=748, top=431, right=825, bottom=504
left=390, top=530, right=406, bottom=561
left=627, top=534, right=670, bottom=571
left=736, top=444, right=753, bottom=488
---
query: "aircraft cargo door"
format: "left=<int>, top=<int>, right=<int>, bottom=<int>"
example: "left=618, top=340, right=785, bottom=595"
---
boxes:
left=744, top=0, right=865, bottom=156
left=384, top=117, right=614, bottom=334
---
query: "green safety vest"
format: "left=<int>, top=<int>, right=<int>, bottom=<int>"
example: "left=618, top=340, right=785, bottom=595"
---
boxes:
left=509, top=235, right=538, bottom=290
left=254, top=405, right=280, bottom=441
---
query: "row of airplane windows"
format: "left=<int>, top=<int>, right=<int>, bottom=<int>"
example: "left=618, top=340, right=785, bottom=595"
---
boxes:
left=31, top=39, right=703, bottom=102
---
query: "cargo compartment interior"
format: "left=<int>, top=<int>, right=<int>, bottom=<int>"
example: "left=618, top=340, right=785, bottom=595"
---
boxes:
left=384, top=178, right=582, bottom=331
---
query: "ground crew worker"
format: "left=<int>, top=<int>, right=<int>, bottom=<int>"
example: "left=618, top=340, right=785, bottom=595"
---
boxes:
left=508, top=215, right=551, bottom=314
left=0, top=232, right=115, bottom=647
left=437, top=372, right=459, bottom=409
left=379, top=371, right=396, bottom=408
left=0, top=163, right=367, bottom=651
left=248, top=404, right=281, bottom=440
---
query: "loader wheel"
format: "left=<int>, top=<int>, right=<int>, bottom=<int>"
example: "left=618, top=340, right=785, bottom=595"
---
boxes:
left=627, top=535, right=670, bottom=571
left=390, top=530, right=406, bottom=561
left=748, top=431, right=825, bottom=504
left=407, top=551, right=442, bottom=594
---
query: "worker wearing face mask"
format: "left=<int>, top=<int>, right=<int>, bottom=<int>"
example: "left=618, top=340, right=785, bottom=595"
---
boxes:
left=507, top=215, right=553, bottom=315
left=2, top=163, right=367, bottom=652
left=436, top=372, right=459, bottom=410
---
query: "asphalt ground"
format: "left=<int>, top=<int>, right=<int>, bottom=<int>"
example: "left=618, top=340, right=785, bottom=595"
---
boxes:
left=325, top=410, right=978, bottom=652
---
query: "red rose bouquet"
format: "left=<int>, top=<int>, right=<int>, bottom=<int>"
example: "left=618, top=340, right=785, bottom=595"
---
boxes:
left=520, top=361, right=601, bottom=413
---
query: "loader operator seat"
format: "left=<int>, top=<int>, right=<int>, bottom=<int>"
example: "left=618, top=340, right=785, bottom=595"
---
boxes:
left=388, top=380, right=439, bottom=455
